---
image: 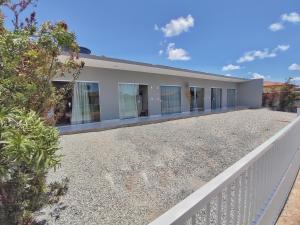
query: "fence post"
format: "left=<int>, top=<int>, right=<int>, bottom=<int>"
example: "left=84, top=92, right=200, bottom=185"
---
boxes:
left=297, top=108, right=300, bottom=117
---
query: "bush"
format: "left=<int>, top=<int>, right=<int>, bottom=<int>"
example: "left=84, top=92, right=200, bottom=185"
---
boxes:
left=0, top=108, right=60, bottom=225
left=0, top=1, right=83, bottom=224
left=278, top=78, right=297, bottom=112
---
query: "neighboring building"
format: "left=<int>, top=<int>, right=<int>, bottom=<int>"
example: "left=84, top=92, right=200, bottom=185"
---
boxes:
left=263, top=80, right=300, bottom=110
left=54, top=53, right=263, bottom=126
left=263, top=81, right=286, bottom=108
left=264, top=81, right=286, bottom=93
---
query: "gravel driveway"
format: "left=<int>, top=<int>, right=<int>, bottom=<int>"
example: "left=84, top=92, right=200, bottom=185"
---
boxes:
left=39, top=109, right=296, bottom=225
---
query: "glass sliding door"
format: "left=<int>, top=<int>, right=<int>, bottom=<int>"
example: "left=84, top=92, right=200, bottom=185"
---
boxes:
left=161, top=86, right=181, bottom=114
left=71, top=82, right=100, bottom=124
left=190, top=87, right=204, bottom=111
left=119, top=84, right=138, bottom=119
left=53, top=81, right=100, bottom=125
left=211, top=88, right=222, bottom=110
left=227, top=89, right=237, bottom=107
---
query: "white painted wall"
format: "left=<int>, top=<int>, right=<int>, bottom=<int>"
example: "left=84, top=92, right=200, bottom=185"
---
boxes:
left=237, top=79, right=263, bottom=108
left=55, top=66, right=262, bottom=121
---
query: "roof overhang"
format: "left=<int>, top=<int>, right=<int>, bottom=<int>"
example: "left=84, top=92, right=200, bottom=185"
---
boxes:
left=59, top=54, right=248, bottom=83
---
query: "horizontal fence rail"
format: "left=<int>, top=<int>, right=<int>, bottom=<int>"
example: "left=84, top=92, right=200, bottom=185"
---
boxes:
left=149, top=116, right=300, bottom=225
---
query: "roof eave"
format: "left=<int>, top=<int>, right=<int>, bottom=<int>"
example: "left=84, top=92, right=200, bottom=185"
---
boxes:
left=59, top=53, right=249, bottom=83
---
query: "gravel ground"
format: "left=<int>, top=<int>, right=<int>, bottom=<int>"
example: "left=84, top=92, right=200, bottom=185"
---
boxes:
left=37, top=109, right=296, bottom=225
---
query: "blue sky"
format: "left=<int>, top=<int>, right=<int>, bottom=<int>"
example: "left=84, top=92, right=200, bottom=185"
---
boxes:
left=2, top=0, right=300, bottom=82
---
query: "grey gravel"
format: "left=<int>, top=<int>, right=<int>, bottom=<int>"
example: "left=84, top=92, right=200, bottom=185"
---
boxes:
left=37, top=109, right=296, bottom=225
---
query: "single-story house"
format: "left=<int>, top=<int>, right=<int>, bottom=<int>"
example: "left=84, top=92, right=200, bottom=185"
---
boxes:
left=54, top=51, right=263, bottom=126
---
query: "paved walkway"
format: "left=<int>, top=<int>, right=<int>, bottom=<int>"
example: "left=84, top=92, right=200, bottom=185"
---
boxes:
left=276, top=170, right=300, bottom=225
left=58, top=107, right=243, bottom=135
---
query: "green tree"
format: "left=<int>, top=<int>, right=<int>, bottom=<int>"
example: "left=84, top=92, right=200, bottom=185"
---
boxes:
left=0, top=1, right=83, bottom=224
left=0, top=0, right=84, bottom=121
left=279, top=77, right=297, bottom=112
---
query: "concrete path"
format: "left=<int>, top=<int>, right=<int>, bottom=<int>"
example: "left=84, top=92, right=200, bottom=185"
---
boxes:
left=58, top=107, right=244, bottom=135
left=276, top=170, right=300, bottom=225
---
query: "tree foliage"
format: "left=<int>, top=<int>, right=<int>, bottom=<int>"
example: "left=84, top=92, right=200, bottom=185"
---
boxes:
left=0, top=1, right=83, bottom=224
left=0, top=0, right=84, bottom=121
left=0, top=108, right=61, bottom=225
left=263, top=77, right=298, bottom=112
left=279, top=77, right=297, bottom=112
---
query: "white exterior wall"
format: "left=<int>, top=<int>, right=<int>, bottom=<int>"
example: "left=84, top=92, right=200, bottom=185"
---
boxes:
left=237, top=79, right=263, bottom=108
left=55, top=66, right=261, bottom=121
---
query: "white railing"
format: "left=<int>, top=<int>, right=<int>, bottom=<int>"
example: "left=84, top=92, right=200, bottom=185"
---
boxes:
left=149, top=116, right=300, bottom=225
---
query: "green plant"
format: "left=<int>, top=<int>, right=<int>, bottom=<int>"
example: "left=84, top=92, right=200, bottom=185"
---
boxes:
left=0, top=0, right=84, bottom=122
left=0, top=1, right=83, bottom=224
left=262, top=88, right=279, bottom=109
left=0, top=108, right=61, bottom=224
left=279, top=77, right=297, bottom=112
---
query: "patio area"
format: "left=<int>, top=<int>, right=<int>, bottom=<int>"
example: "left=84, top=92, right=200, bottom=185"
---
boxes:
left=58, top=107, right=244, bottom=135
left=38, top=109, right=296, bottom=225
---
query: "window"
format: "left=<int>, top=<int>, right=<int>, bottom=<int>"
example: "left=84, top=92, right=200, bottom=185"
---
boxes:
left=190, top=87, right=204, bottom=111
left=118, top=83, right=149, bottom=119
left=53, top=81, right=100, bottom=125
left=119, top=84, right=138, bottom=119
left=211, top=88, right=222, bottom=110
left=227, top=89, right=237, bottom=107
left=161, top=86, right=181, bottom=114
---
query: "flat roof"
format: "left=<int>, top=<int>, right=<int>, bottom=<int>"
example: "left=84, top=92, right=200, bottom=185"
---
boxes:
left=61, top=53, right=250, bottom=83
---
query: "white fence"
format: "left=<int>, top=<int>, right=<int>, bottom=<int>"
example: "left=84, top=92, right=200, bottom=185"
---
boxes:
left=149, top=116, right=300, bottom=225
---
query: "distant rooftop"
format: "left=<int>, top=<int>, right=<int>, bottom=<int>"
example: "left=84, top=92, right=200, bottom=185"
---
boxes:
left=264, top=81, right=285, bottom=87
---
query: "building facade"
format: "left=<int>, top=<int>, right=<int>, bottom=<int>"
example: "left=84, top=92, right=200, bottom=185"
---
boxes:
left=54, top=54, right=263, bottom=126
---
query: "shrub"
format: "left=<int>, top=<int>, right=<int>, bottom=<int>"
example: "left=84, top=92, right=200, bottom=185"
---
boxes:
left=0, top=0, right=83, bottom=122
left=0, top=1, right=83, bottom=224
left=279, top=77, right=297, bottom=112
left=0, top=108, right=60, bottom=224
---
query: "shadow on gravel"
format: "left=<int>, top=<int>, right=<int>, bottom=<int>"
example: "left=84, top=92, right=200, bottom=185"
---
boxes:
left=34, top=178, right=70, bottom=225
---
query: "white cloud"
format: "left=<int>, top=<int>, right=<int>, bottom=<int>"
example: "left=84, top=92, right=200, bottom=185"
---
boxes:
left=161, top=14, right=194, bottom=37
left=154, top=24, right=160, bottom=31
left=288, top=63, right=300, bottom=71
left=166, top=43, right=190, bottom=61
left=268, top=12, right=300, bottom=32
left=237, top=44, right=290, bottom=63
left=237, top=49, right=276, bottom=63
left=275, top=44, right=290, bottom=52
left=269, top=23, right=284, bottom=31
left=237, top=53, right=256, bottom=63
left=158, top=50, right=164, bottom=55
left=225, top=74, right=232, bottom=77
left=251, top=73, right=265, bottom=79
left=291, top=77, right=300, bottom=81
left=222, top=64, right=241, bottom=71
left=281, top=12, right=300, bottom=23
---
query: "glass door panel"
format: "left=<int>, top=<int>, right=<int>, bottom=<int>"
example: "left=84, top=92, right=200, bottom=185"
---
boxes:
left=161, top=86, right=181, bottom=114
left=53, top=81, right=100, bottom=126
left=190, top=87, right=204, bottom=111
left=227, top=89, right=236, bottom=107
left=119, top=84, right=138, bottom=119
left=71, top=82, right=100, bottom=124
left=211, top=88, right=222, bottom=110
